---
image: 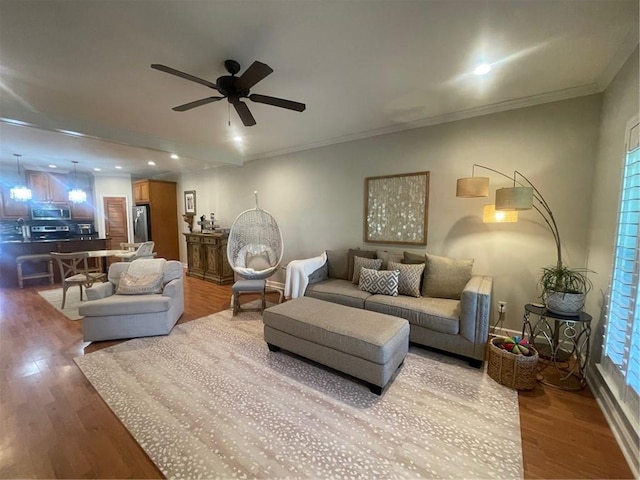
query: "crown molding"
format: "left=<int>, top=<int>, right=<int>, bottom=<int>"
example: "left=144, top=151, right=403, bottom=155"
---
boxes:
left=244, top=83, right=602, bottom=162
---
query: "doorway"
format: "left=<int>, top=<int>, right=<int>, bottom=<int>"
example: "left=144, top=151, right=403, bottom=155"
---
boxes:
left=103, top=196, right=129, bottom=267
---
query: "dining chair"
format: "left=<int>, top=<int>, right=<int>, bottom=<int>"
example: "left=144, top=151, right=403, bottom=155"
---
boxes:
left=115, top=241, right=156, bottom=262
left=50, top=252, right=107, bottom=308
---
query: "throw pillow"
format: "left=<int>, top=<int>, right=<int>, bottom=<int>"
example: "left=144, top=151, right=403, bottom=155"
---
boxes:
left=376, top=250, right=404, bottom=270
left=326, top=249, right=349, bottom=280
left=116, top=271, right=164, bottom=295
left=352, top=256, right=383, bottom=284
left=388, top=261, right=425, bottom=297
left=347, top=249, right=376, bottom=281
left=359, top=268, right=399, bottom=296
left=246, top=251, right=271, bottom=271
left=403, top=251, right=426, bottom=264
left=422, top=253, right=474, bottom=300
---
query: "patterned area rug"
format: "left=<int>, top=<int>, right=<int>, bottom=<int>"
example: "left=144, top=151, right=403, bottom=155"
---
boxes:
left=38, top=287, right=84, bottom=320
left=75, top=308, right=523, bottom=479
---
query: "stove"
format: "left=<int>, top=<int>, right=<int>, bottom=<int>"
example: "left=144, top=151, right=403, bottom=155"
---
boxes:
left=30, top=225, right=71, bottom=240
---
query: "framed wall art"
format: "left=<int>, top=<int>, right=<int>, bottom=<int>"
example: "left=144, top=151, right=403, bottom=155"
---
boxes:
left=364, top=171, right=430, bottom=245
left=184, top=190, right=197, bottom=214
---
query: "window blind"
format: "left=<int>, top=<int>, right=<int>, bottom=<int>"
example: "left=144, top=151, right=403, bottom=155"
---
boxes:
left=604, top=121, right=640, bottom=397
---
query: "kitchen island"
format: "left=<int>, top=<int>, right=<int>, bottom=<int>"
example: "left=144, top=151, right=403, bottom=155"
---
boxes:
left=0, top=238, right=111, bottom=288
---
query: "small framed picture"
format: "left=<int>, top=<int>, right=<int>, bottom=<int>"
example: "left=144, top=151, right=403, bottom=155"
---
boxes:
left=184, top=190, right=196, bottom=214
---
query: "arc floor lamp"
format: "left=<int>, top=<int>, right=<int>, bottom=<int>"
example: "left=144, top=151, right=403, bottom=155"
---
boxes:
left=456, top=163, right=563, bottom=269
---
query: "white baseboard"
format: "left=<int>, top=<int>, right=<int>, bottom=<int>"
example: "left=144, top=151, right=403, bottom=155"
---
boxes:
left=588, top=366, right=639, bottom=478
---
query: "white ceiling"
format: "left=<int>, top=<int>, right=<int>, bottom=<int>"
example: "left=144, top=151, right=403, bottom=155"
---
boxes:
left=0, top=0, right=638, bottom=177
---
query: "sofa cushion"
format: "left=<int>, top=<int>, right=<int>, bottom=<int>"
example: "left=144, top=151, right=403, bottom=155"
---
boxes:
left=163, top=260, right=183, bottom=284
left=423, top=254, right=474, bottom=300
left=347, top=249, right=376, bottom=280
left=79, top=293, right=171, bottom=317
left=352, top=256, right=383, bottom=284
left=388, top=261, right=424, bottom=298
left=116, top=272, right=164, bottom=295
left=359, top=267, right=399, bottom=296
left=305, top=278, right=372, bottom=309
left=326, top=249, right=349, bottom=280
left=365, top=295, right=460, bottom=335
left=403, top=251, right=426, bottom=264
left=376, top=250, right=404, bottom=270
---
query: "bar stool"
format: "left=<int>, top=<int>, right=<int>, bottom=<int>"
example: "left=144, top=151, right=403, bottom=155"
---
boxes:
left=16, top=254, right=54, bottom=289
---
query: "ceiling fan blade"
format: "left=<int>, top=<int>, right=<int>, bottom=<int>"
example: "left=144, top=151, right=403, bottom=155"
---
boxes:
left=172, top=96, right=225, bottom=112
left=249, top=94, right=306, bottom=112
left=239, top=61, right=273, bottom=90
left=151, top=64, right=218, bottom=90
left=231, top=100, right=257, bottom=126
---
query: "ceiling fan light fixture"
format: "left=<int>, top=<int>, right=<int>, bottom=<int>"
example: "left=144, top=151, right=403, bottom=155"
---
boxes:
left=9, top=154, right=32, bottom=202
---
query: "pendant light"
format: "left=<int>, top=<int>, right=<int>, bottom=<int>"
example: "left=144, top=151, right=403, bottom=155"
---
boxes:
left=9, top=154, right=32, bottom=201
left=68, top=161, right=87, bottom=203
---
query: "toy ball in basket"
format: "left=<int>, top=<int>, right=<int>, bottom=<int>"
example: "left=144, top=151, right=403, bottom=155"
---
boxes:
left=488, top=336, right=539, bottom=390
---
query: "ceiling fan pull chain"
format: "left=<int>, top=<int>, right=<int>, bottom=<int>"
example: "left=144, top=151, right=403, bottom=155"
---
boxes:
left=228, top=103, right=231, bottom=126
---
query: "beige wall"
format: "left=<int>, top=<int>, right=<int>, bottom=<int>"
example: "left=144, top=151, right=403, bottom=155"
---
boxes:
left=586, top=46, right=639, bottom=359
left=180, top=94, right=604, bottom=331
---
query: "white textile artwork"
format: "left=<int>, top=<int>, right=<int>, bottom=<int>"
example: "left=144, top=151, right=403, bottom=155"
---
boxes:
left=285, top=251, right=328, bottom=299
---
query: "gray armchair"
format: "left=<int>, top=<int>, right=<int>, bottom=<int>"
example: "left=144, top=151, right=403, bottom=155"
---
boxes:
left=79, top=258, right=184, bottom=342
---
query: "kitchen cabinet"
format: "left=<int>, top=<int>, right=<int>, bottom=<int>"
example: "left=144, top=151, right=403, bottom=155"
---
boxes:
left=0, top=187, right=30, bottom=219
left=184, top=233, right=234, bottom=284
left=133, top=180, right=150, bottom=204
left=70, top=188, right=95, bottom=220
left=27, top=171, right=69, bottom=204
left=133, top=179, right=179, bottom=260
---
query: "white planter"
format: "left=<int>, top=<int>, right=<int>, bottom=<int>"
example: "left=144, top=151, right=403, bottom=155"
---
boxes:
left=544, top=291, right=585, bottom=316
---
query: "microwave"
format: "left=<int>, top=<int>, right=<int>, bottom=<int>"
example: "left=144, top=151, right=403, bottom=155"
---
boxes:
left=31, top=206, right=71, bottom=220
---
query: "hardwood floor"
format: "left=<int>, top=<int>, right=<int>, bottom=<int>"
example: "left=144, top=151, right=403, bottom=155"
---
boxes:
left=0, top=274, right=633, bottom=479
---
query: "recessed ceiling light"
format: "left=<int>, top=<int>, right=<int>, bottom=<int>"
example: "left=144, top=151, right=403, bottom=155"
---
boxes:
left=473, top=64, right=491, bottom=76
left=94, top=167, right=101, bottom=172
left=48, top=164, right=57, bottom=168
left=170, top=154, right=179, bottom=159
left=115, top=165, right=122, bottom=169
left=148, top=161, right=156, bottom=166
left=233, top=136, right=242, bottom=142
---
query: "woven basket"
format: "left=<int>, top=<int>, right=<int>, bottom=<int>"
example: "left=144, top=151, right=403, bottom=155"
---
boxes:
left=487, top=337, right=539, bottom=390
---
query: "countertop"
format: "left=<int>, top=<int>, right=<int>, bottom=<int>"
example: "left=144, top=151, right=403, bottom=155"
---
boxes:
left=0, top=237, right=107, bottom=244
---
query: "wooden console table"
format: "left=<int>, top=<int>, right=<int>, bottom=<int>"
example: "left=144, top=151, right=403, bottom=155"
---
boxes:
left=184, top=233, right=234, bottom=285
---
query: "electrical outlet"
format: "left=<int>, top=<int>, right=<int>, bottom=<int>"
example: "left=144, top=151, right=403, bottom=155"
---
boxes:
left=498, top=301, right=507, bottom=313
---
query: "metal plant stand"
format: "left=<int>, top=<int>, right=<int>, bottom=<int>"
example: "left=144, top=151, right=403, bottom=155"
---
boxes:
left=521, top=303, right=592, bottom=390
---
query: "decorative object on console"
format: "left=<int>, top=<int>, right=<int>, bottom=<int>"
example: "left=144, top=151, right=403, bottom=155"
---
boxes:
left=184, top=190, right=196, bottom=214
left=9, top=154, right=32, bottom=201
left=182, top=213, right=195, bottom=232
left=456, top=163, right=593, bottom=314
left=68, top=161, right=87, bottom=204
left=365, top=171, right=429, bottom=245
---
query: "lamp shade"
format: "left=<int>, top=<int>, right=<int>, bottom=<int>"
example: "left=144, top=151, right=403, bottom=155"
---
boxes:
left=456, top=176, right=489, bottom=197
left=495, top=186, right=533, bottom=211
left=482, top=204, right=518, bottom=223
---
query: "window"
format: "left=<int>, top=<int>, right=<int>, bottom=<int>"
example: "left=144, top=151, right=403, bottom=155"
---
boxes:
left=602, top=117, right=640, bottom=417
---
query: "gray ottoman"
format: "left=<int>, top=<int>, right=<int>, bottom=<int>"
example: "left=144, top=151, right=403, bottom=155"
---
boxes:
left=263, top=297, right=409, bottom=394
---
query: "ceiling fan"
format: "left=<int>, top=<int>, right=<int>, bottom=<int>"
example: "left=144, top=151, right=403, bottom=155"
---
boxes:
left=151, top=59, right=306, bottom=127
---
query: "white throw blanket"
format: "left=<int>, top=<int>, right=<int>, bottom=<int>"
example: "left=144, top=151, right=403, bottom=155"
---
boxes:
left=284, top=251, right=328, bottom=299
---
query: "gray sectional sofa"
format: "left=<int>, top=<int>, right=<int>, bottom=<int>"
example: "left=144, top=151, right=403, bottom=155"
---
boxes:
left=302, top=248, right=493, bottom=366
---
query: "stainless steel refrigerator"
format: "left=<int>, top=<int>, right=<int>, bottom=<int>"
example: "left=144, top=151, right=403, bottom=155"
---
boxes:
left=133, top=205, right=151, bottom=243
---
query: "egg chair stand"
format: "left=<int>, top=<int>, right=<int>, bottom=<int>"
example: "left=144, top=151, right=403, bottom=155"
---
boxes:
left=227, top=192, right=284, bottom=315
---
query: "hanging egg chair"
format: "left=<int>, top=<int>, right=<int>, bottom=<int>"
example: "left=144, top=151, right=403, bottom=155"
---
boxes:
left=226, top=192, right=284, bottom=280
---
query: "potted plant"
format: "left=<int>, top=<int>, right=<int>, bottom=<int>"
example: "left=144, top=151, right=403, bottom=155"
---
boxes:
left=538, top=263, right=594, bottom=316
